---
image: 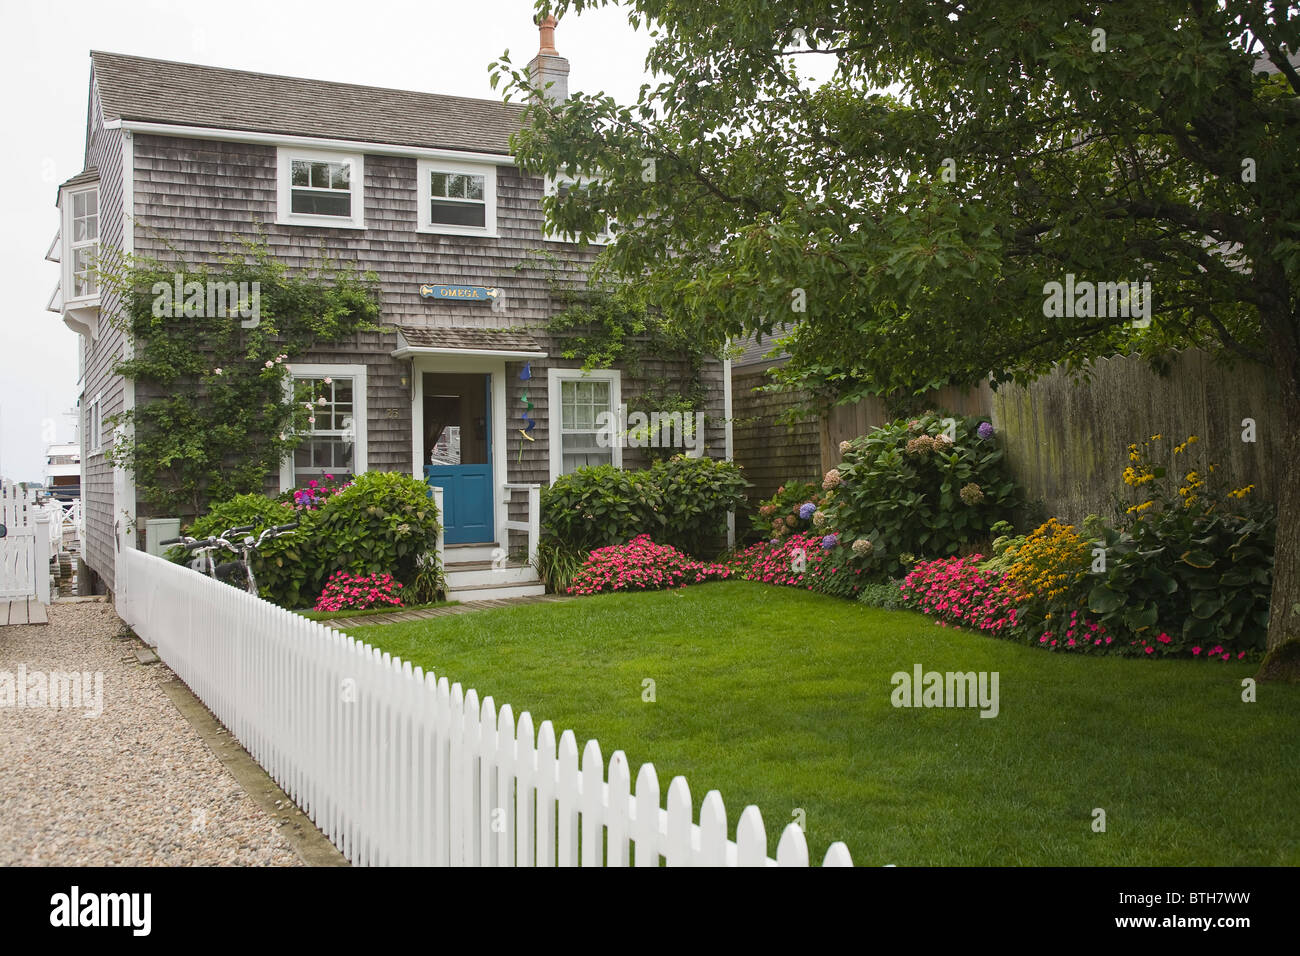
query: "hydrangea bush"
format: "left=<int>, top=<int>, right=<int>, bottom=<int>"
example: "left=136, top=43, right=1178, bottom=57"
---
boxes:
left=816, top=410, right=1019, bottom=576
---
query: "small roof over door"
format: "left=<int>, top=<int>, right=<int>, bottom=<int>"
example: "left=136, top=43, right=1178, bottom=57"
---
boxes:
left=392, top=326, right=547, bottom=359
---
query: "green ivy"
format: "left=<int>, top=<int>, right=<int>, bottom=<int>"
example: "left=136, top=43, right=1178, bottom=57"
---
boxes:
left=101, top=236, right=381, bottom=520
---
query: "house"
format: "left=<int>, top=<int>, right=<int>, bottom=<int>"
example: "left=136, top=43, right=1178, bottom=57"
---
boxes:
left=49, top=17, right=730, bottom=601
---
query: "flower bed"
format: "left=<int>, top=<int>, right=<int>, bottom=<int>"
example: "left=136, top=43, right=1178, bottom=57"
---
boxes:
left=315, top=571, right=404, bottom=612
left=567, top=535, right=731, bottom=596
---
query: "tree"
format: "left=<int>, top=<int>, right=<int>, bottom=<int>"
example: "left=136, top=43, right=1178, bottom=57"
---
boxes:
left=493, top=0, right=1300, bottom=678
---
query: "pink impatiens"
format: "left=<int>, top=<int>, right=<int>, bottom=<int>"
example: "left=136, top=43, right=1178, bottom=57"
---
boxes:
left=567, top=535, right=730, bottom=596
left=315, top=571, right=404, bottom=612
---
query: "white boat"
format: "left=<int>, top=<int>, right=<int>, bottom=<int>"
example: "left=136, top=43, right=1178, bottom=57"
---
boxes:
left=43, top=442, right=80, bottom=502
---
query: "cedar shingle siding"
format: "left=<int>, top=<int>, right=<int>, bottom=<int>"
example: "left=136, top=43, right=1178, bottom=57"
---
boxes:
left=72, top=53, right=727, bottom=589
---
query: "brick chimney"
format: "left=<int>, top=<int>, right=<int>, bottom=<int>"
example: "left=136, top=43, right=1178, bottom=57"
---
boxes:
left=528, top=14, right=570, bottom=104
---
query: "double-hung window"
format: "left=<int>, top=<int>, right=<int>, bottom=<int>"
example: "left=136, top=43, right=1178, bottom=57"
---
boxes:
left=547, top=368, right=621, bottom=481
left=417, top=159, right=496, bottom=236
left=65, top=186, right=100, bottom=301
left=277, top=148, right=365, bottom=228
left=542, top=173, right=615, bottom=245
left=283, top=365, right=368, bottom=489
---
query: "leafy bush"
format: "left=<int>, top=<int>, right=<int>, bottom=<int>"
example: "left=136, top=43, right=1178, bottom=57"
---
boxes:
left=174, top=493, right=312, bottom=605
left=541, top=455, right=747, bottom=556
left=1085, top=434, right=1273, bottom=655
left=857, top=579, right=908, bottom=611
left=818, top=410, right=1019, bottom=576
left=313, top=471, right=442, bottom=588
left=567, top=535, right=731, bottom=595
left=754, top=480, right=823, bottom=541
left=315, top=571, right=404, bottom=612
left=173, top=472, right=441, bottom=608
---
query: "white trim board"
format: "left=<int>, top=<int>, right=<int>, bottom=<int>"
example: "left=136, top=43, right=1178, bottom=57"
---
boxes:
left=120, top=120, right=515, bottom=166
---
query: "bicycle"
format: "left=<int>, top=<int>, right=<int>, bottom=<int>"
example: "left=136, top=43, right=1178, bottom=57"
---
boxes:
left=161, top=521, right=299, bottom=595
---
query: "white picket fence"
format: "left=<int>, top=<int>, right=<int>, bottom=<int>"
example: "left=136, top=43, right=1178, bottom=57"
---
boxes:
left=0, top=480, right=51, bottom=602
left=119, top=547, right=853, bottom=867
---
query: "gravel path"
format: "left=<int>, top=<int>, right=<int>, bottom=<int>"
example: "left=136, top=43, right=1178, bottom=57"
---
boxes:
left=0, top=601, right=302, bottom=866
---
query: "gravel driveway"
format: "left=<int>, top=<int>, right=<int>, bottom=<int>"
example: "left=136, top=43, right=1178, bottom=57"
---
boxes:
left=0, top=601, right=302, bottom=866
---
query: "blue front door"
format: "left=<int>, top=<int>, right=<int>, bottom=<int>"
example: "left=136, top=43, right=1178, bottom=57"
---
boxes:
left=424, top=372, right=493, bottom=544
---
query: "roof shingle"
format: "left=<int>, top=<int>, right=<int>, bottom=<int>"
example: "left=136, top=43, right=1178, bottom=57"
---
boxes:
left=395, top=326, right=545, bottom=355
left=91, top=51, right=525, bottom=155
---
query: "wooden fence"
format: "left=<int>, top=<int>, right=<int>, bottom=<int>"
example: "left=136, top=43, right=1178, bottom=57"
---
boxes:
left=118, top=548, right=854, bottom=867
left=809, top=349, right=1280, bottom=524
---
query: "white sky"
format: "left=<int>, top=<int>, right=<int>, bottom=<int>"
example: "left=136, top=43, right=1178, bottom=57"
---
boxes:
left=0, top=0, right=832, bottom=482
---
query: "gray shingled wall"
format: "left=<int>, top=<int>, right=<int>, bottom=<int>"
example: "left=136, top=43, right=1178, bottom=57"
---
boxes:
left=78, top=92, right=126, bottom=592
left=121, top=132, right=725, bottom=548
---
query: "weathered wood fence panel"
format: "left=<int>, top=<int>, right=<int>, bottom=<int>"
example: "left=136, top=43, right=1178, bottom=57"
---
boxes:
left=763, top=350, right=1279, bottom=527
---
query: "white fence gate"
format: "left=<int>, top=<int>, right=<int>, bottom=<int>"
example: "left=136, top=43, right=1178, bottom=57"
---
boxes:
left=119, top=548, right=853, bottom=867
left=0, top=480, right=51, bottom=602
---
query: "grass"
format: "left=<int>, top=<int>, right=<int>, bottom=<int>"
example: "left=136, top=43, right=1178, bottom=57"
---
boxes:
left=295, top=600, right=456, bottom=622
left=350, top=580, right=1300, bottom=866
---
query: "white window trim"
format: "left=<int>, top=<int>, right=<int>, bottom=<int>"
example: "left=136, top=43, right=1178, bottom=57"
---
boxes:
left=280, top=364, right=368, bottom=491
left=276, top=147, right=366, bottom=230
left=61, top=184, right=101, bottom=306
left=542, top=173, right=614, bottom=245
left=416, top=158, right=497, bottom=237
left=547, top=367, right=622, bottom=483
left=86, top=393, right=104, bottom=457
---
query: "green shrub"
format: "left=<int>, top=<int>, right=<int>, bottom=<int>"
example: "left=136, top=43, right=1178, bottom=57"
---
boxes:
left=174, top=493, right=313, bottom=606
left=541, top=455, right=748, bottom=556
left=1085, top=435, right=1273, bottom=654
left=857, top=578, right=908, bottom=611
left=820, top=410, right=1020, bottom=576
left=650, top=455, right=749, bottom=556
left=753, top=480, right=822, bottom=541
left=313, top=471, right=442, bottom=590
left=174, top=472, right=442, bottom=609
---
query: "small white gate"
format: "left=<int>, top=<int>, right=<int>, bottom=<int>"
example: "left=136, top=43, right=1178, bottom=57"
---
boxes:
left=0, top=480, right=51, bottom=602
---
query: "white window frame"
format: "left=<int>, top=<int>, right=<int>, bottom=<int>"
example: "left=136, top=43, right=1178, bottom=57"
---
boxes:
left=417, top=158, right=497, bottom=237
left=86, top=393, right=103, bottom=457
left=280, top=364, right=368, bottom=491
left=547, top=367, right=622, bottom=483
left=276, top=147, right=366, bottom=229
left=542, top=172, right=615, bottom=245
left=62, top=184, right=101, bottom=305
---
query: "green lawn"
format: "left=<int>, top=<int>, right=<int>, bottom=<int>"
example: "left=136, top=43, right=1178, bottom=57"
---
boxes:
left=350, top=579, right=1300, bottom=865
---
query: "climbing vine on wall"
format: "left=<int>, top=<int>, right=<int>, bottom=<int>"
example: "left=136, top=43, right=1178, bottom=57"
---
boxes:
left=102, top=237, right=382, bottom=520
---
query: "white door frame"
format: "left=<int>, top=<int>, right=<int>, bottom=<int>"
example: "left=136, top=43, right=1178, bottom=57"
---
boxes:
left=410, top=354, right=508, bottom=547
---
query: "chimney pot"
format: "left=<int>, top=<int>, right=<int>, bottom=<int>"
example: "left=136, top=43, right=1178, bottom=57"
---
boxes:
left=538, top=15, right=559, bottom=56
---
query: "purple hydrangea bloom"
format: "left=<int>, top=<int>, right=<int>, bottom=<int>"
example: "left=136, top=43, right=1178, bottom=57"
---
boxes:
left=821, top=533, right=838, bottom=550
left=799, top=502, right=816, bottom=520
left=977, top=421, right=994, bottom=440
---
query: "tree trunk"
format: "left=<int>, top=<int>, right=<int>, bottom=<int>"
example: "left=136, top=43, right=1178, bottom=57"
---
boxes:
left=1258, top=336, right=1300, bottom=683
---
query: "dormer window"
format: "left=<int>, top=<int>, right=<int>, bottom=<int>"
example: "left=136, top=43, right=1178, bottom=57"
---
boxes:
left=277, top=147, right=365, bottom=229
left=417, top=159, right=496, bottom=236
left=64, top=185, right=100, bottom=301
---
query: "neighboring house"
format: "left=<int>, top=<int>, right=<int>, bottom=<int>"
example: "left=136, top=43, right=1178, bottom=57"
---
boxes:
left=49, top=17, right=729, bottom=600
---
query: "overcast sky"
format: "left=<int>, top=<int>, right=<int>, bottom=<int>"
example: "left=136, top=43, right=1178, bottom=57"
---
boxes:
left=0, top=0, right=831, bottom=483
